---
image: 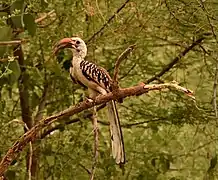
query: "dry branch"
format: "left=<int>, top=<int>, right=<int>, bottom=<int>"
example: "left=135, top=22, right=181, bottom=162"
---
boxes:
left=113, top=44, right=136, bottom=84
left=0, top=82, right=194, bottom=176
left=146, top=35, right=208, bottom=83
left=35, top=10, right=55, bottom=24
left=87, top=0, right=130, bottom=43
left=0, top=40, right=28, bottom=46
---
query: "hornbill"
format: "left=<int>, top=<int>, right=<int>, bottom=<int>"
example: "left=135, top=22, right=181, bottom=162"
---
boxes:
left=53, top=37, right=125, bottom=164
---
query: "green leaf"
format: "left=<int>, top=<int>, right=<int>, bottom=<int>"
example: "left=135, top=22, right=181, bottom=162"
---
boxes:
left=23, top=14, right=36, bottom=36
left=10, top=0, right=25, bottom=14
left=0, top=26, right=12, bottom=57
left=0, top=27, right=12, bottom=40
left=11, top=15, right=23, bottom=28
left=41, top=0, right=49, bottom=9
left=10, top=0, right=26, bottom=28
left=8, top=61, right=21, bottom=85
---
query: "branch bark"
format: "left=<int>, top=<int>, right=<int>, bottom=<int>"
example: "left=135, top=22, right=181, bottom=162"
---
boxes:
left=14, top=45, right=33, bottom=129
left=0, top=82, right=194, bottom=176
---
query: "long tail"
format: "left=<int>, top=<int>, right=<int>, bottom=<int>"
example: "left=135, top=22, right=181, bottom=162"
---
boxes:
left=107, top=100, right=125, bottom=164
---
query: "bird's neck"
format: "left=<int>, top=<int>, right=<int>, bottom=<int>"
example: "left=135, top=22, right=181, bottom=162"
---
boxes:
left=72, top=55, right=83, bottom=66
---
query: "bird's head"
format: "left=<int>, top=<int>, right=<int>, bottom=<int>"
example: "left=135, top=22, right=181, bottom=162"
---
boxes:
left=53, top=37, right=87, bottom=58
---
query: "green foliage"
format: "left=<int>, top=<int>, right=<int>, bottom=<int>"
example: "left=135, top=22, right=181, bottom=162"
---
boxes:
left=0, top=26, right=12, bottom=57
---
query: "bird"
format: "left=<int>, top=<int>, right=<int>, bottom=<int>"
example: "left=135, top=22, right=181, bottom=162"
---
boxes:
left=53, top=37, right=125, bottom=164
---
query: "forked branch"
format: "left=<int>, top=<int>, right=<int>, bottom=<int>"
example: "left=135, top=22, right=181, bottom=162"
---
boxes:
left=0, top=81, right=194, bottom=176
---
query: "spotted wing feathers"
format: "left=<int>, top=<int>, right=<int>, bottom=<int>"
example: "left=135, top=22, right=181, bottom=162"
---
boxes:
left=80, top=60, right=112, bottom=91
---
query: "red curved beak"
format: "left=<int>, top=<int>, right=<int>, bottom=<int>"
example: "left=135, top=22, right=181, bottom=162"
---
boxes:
left=53, top=38, right=76, bottom=55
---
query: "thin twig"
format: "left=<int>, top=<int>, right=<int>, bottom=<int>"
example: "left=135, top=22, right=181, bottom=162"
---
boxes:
left=146, top=35, right=208, bottom=84
left=113, top=44, right=136, bottom=84
left=34, top=39, right=49, bottom=122
left=87, top=0, right=130, bottom=43
left=90, top=106, right=98, bottom=180
left=79, top=163, right=91, bottom=175
left=40, top=104, right=106, bottom=139
left=0, top=40, right=28, bottom=46
left=35, top=10, right=55, bottom=23
left=35, top=83, right=49, bottom=122
left=120, top=63, right=137, bottom=80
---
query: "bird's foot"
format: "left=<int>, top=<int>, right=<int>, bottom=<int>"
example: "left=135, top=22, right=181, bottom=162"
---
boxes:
left=85, top=97, right=94, bottom=103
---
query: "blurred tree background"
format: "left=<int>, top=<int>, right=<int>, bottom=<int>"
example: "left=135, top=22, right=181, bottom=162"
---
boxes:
left=0, top=0, right=218, bottom=179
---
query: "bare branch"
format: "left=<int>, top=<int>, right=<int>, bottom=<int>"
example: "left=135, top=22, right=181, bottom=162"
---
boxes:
left=79, top=163, right=91, bottom=175
left=87, top=0, right=130, bottom=43
left=146, top=35, right=208, bottom=84
left=0, top=40, right=28, bottom=46
left=0, top=82, right=194, bottom=175
left=35, top=10, right=56, bottom=24
left=40, top=104, right=106, bottom=139
left=14, top=44, right=33, bottom=129
left=113, top=44, right=136, bottom=85
left=34, top=83, right=49, bottom=122
left=119, top=63, right=137, bottom=80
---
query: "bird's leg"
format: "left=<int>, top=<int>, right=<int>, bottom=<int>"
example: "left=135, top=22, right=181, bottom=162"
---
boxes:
left=87, top=88, right=99, bottom=104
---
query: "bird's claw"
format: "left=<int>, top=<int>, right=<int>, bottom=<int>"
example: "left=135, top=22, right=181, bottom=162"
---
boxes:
left=85, top=97, right=94, bottom=103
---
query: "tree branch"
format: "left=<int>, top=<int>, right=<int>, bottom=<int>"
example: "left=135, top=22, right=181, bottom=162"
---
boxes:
left=0, top=82, right=194, bottom=176
left=14, top=44, right=33, bottom=129
left=40, top=104, right=106, bottom=139
left=0, top=40, right=28, bottom=46
left=35, top=10, right=55, bottom=24
left=113, top=44, right=136, bottom=85
left=34, top=83, right=49, bottom=122
left=146, top=35, right=209, bottom=84
left=87, top=0, right=130, bottom=43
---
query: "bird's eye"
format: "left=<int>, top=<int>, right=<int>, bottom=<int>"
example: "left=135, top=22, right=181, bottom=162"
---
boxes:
left=76, top=41, right=80, bottom=45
